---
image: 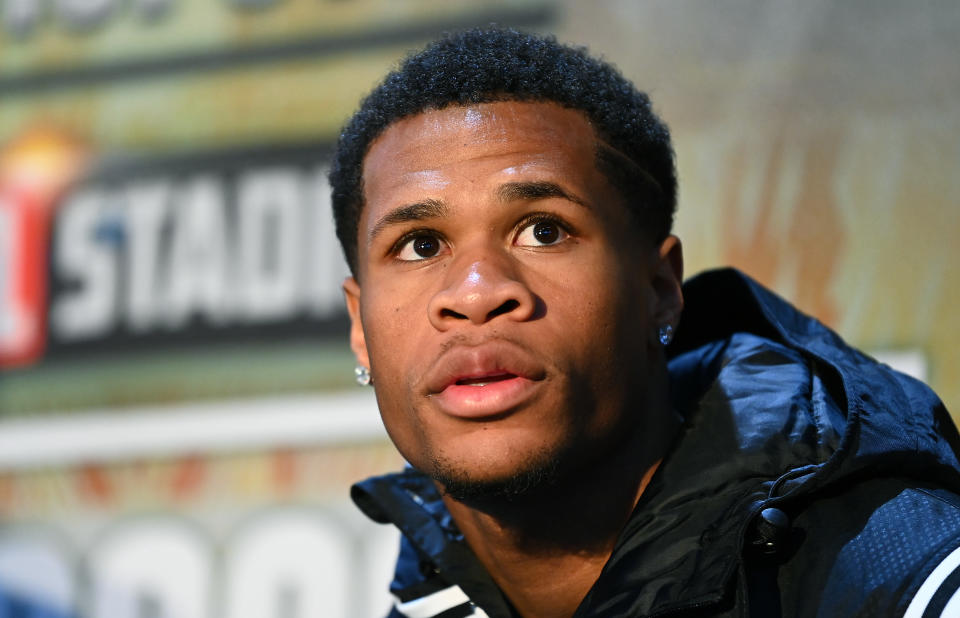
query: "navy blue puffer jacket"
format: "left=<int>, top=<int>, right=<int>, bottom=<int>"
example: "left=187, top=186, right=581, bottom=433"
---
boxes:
left=353, top=269, right=960, bottom=618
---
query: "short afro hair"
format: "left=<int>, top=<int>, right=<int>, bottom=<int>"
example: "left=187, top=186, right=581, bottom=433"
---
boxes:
left=329, top=27, right=677, bottom=274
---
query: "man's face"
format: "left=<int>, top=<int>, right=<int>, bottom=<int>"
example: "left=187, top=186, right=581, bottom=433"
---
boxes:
left=344, top=101, right=681, bottom=497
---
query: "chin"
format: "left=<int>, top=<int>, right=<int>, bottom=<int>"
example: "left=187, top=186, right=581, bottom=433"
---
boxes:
left=428, top=444, right=566, bottom=504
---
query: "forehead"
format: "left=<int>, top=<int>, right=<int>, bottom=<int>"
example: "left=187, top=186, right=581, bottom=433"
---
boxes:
left=360, top=101, right=602, bottom=202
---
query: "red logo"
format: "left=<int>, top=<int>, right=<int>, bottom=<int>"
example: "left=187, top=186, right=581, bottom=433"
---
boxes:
left=0, top=129, right=88, bottom=368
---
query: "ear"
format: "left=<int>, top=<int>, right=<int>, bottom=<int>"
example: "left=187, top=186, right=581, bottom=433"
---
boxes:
left=650, top=235, right=684, bottom=329
left=342, top=276, right=370, bottom=369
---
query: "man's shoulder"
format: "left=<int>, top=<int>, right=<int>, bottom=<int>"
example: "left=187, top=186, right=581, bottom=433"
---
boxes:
left=780, top=478, right=960, bottom=618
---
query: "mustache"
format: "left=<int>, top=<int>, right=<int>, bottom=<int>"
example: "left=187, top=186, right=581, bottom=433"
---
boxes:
left=437, top=331, right=533, bottom=356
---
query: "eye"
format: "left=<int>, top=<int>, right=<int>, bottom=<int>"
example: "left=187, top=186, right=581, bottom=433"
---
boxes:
left=396, top=233, right=446, bottom=261
left=515, top=217, right=569, bottom=247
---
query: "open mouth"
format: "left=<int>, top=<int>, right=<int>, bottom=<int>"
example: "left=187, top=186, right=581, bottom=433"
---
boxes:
left=433, top=368, right=538, bottom=419
left=454, top=373, right=517, bottom=387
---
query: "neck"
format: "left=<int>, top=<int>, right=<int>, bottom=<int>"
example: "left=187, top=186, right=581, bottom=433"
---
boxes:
left=440, top=410, right=679, bottom=618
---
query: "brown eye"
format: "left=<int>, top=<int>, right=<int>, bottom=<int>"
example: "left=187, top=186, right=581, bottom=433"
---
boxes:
left=532, top=221, right=560, bottom=244
left=413, top=236, right=440, bottom=257
left=516, top=218, right=569, bottom=247
left=397, top=233, right=446, bottom=261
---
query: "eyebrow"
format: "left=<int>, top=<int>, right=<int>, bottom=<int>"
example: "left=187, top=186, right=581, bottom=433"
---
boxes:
left=369, top=198, right=449, bottom=242
left=496, top=181, right=589, bottom=209
left=368, top=181, right=587, bottom=243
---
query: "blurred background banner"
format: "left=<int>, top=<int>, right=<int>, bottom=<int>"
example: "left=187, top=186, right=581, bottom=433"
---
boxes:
left=0, top=1, right=958, bottom=616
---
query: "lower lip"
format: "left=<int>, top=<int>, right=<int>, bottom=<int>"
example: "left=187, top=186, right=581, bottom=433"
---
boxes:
left=432, top=377, right=538, bottom=419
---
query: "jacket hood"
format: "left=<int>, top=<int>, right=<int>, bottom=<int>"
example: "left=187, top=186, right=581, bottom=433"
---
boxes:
left=353, top=268, right=960, bottom=618
left=576, top=268, right=960, bottom=615
left=670, top=268, right=960, bottom=494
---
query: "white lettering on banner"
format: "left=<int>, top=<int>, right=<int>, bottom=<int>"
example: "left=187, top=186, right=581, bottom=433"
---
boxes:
left=124, top=181, right=170, bottom=333
left=0, top=531, right=74, bottom=615
left=225, top=0, right=282, bottom=10
left=57, top=0, right=116, bottom=31
left=135, top=0, right=173, bottom=21
left=166, top=176, right=230, bottom=328
left=2, top=0, right=175, bottom=37
left=0, top=0, right=41, bottom=37
left=0, top=508, right=397, bottom=617
left=52, top=190, right=118, bottom=340
left=237, top=169, right=302, bottom=323
left=89, top=519, right=212, bottom=618
left=50, top=165, right=349, bottom=343
left=305, top=173, right=343, bottom=318
left=223, top=511, right=351, bottom=618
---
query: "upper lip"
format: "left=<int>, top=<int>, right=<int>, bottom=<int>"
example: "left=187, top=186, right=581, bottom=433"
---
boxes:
left=422, top=340, right=547, bottom=395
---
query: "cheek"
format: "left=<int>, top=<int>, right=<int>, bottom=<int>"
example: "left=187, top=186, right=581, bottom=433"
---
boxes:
left=362, top=302, right=427, bottom=459
left=551, top=261, right=643, bottom=334
left=560, top=264, right=651, bottom=376
left=361, top=283, right=430, bottom=380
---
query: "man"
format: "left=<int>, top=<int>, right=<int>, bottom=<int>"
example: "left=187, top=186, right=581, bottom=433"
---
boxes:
left=331, top=28, right=960, bottom=617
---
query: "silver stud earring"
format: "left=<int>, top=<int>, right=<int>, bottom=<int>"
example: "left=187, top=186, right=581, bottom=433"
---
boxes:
left=658, top=324, right=674, bottom=346
left=355, top=365, right=372, bottom=386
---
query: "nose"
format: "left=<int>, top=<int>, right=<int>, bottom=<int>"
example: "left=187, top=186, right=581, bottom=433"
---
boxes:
left=428, top=256, right=537, bottom=329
